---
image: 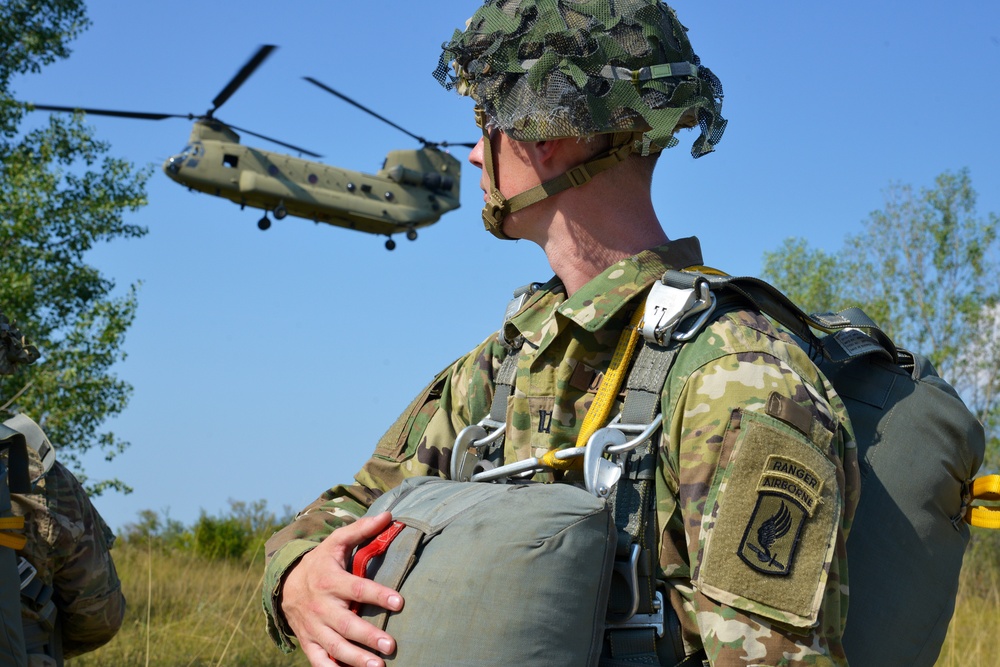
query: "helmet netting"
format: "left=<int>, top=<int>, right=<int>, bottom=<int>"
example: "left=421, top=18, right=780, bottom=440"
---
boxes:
left=433, top=0, right=726, bottom=158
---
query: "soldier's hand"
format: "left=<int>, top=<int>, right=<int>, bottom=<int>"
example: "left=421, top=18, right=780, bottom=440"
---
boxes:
left=280, top=511, right=404, bottom=667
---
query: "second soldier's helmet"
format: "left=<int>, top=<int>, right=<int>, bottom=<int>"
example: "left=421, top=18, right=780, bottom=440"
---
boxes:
left=434, top=0, right=726, bottom=158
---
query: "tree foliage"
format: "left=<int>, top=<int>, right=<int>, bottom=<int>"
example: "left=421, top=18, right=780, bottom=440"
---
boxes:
left=0, top=0, right=150, bottom=493
left=762, top=169, right=1000, bottom=471
left=119, top=500, right=294, bottom=563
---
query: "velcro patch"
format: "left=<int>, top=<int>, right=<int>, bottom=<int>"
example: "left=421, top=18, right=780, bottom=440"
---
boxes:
left=696, top=409, right=840, bottom=627
left=757, top=455, right=824, bottom=516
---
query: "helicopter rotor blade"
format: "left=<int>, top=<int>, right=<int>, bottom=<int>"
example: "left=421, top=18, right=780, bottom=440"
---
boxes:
left=223, top=122, right=323, bottom=158
left=27, top=104, right=188, bottom=121
left=303, top=76, right=431, bottom=146
left=210, top=44, right=277, bottom=116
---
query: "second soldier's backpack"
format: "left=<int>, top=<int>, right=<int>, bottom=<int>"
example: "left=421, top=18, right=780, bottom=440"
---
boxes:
left=647, top=269, right=989, bottom=667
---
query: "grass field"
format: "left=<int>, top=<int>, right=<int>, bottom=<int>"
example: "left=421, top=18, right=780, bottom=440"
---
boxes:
left=72, top=541, right=308, bottom=667
left=73, top=530, right=1000, bottom=666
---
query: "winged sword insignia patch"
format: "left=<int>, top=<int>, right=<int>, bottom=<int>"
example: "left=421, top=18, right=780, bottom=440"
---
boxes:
left=738, top=455, right=824, bottom=575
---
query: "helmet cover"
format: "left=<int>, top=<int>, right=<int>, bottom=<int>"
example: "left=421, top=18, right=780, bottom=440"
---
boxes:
left=434, top=0, right=726, bottom=157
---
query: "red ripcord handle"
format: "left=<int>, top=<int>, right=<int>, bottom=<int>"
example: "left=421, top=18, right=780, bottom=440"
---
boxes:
left=348, top=520, right=406, bottom=614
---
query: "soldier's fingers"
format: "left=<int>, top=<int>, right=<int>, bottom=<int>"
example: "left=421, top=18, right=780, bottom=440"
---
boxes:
left=330, top=569, right=404, bottom=613
left=300, top=640, right=338, bottom=667
left=328, top=511, right=395, bottom=550
left=303, top=610, right=396, bottom=667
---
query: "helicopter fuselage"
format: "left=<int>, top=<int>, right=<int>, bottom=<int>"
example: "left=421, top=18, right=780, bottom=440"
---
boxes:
left=163, top=121, right=461, bottom=237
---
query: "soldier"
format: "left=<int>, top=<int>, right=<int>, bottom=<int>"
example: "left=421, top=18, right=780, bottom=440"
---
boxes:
left=1, top=311, right=40, bottom=667
left=5, top=414, right=126, bottom=666
left=263, top=2, right=858, bottom=666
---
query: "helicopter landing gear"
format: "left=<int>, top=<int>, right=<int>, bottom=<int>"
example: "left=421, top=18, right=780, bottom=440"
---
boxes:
left=385, top=238, right=397, bottom=251
left=406, top=229, right=418, bottom=241
left=273, top=203, right=288, bottom=220
left=257, top=215, right=271, bottom=230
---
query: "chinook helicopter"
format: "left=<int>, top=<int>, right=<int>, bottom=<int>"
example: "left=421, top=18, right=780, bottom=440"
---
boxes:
left=28, top=45, right=471, bottom=250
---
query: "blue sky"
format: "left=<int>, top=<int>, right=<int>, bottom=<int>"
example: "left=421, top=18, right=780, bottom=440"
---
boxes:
left=10, top=1, right=1000, bottom=531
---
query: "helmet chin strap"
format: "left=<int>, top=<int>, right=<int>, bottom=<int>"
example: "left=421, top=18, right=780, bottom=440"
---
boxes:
left=477, top=109, right=642, bottom=240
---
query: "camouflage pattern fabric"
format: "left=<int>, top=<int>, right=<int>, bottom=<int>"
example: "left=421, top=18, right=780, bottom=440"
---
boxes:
left=10, top=447, right=125, bottom=659
left=263, top=237, right=858, bottom=665
left=434, top=0, right=727, bottom=158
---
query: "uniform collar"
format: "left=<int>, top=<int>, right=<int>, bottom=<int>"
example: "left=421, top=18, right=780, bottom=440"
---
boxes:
left=505, top=237, right=704, bottom=347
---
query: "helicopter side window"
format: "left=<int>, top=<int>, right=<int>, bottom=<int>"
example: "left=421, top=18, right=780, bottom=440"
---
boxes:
left=223, top=154, right=239, bottom=168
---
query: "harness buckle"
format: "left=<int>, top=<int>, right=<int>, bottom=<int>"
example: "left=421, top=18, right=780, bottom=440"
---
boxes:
left=483, top=189, right=509, bottom=228
left=18, top=556, right=37, bottom=592
left=607, top=589, right=666, bottom=638
left=499, top=283, right=540, bottom=349
left=641, top=279, right=716, bottom=345
left=566, top=164, right=592, bottom=188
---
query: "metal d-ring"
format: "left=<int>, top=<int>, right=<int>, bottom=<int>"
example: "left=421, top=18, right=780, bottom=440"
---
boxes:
left=605, top=414, right=664, bottom=455
left=584, top=428, right=627, bottom=497
left=451, top=420, right=507, bottom=481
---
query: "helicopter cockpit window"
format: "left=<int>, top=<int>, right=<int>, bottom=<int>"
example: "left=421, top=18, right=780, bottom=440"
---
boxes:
left=223, top=154, right=239, bottom=168
left=177, top=143, right=203, bottom=159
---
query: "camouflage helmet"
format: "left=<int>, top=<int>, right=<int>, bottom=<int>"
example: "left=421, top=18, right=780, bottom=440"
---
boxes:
left=1, top=311, right=39, bottom=376
left=434, top=0, right=726, bottom=158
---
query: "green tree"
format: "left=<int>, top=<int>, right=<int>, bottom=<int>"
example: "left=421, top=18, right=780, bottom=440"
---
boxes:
left=762, top=169, right=1000, bottom=470
left=0, top=0, right=150, bottom=493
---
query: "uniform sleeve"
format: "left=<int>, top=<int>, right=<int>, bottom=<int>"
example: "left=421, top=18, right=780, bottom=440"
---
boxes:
left=657, top=318, right=857, bottom=666
left=262, top=337, right=502, bottom=650
left=43, top=462, right=126, bottom=658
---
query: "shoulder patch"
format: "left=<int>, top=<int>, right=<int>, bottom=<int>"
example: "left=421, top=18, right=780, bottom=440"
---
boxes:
left=696, top=409, right=841, bottom=627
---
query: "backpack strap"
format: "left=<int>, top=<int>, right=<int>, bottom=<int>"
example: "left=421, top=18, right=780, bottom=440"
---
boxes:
left=658, top=270, right=898, bottom=364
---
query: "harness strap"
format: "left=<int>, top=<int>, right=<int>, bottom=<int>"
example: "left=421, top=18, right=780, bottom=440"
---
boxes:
left=349, top=521, right=406, bottom=614
left=0, top=516, right=26, bottom=550
left=601, top=340, right=680, bottom=666
left=541, top=306, right=645, bottom=472
left=490, top=350, right=519, bottom=425
left=1, top=423, right=31, bottom=494
left=967, top=475, right=1000, bottom=529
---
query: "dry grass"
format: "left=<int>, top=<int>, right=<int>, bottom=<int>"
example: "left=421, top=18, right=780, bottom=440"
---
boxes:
left=73, top=539, right=308, bottom=667
left=935, top=531, right=1000, bottom=667
left=73, top=531, right=999, bottom=666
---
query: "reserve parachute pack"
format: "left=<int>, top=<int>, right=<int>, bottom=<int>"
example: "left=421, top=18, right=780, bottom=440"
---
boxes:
left=352, top=477, right=617, bottom=666
left=349, top=269, right=994, bottom=667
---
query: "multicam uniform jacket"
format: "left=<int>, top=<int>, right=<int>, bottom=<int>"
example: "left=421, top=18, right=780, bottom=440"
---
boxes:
left=11, top=453, right=125, bottom=662
left=263, top=237, right=860, bottom=666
